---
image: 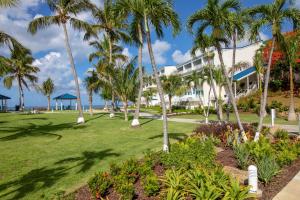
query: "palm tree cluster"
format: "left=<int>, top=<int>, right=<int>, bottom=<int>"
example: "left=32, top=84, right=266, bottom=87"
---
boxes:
left=0, top=0, right=299, bottom=151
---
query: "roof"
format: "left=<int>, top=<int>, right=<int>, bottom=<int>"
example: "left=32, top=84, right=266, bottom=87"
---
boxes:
left=233, top=66, right=257, bottom=81
left=0, top=94, right=10, bottom=100
left=53, top=93, right=77, bottom=100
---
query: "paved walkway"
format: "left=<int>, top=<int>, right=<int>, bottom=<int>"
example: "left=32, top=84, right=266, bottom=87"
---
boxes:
left=273, top=171, right=300, bottom=200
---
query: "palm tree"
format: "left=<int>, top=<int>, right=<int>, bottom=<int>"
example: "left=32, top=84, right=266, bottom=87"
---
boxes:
left=187, top=0, right=248, bottom=141
left=100, top=59, right=139, bottom=121
left=280, top=33, right=300, bottom=121
left=143, top=88, right=156, bottom=107
left=248, top=0, right=300, bottom=134
left=0, top=0, right=18, bottom=7
left=115, top=0, right=146, bottom=127
left=161, top=74, right=186, bottom=113
left=39, top=78, right=55, bottom=111
left=253, top=49, right=265, bottom=95
left=28, top=0, right=92, bottom=123
left=142, top=0, right=180, bottom=152
left=84, top=70, right=99, bottom=116
left=1, top=48, right=39, bottom=111
left=214, top=67, right=226, bottom=120
left=85, top=0, right=129, bottom=118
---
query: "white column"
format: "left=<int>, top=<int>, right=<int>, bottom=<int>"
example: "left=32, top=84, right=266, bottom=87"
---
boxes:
left=246, top=76, right=250, bottom=93
left=60, top=101, right=63, bottom=111
left=234, top=82, right=237, bottom=97
left=55, top=100, right=58, bottom=110
left=271, top=109, right=276, bottom=127
left=75, top=102, right=78, bottom=110
left=248, top=165, right=258, bottom=193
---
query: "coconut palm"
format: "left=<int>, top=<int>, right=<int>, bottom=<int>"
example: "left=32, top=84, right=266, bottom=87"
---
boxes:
left=1, top=48, right=39, bottom=111
left=141, top=0, right=180, bottom=152
left=253, top=49, right=265, bottom=95
left=0, top=0, right=18, bottom=7
left=188, top=0, right=248, bottom=141
left=248, top=0, right=300, bottom=134
left=28, top=0, right=92, bottom=123
left=161, top=74, right=186, bottom=113
left=85, top=0, right=129, bottom=118
left=115, top=0, right=146, bottom=127
left=39, top=78, right=55, bottom=111
left=280, top=33, right=300, bottom=121
left=143, top=87, right=156, bottom=107
left=84, top=70, right=99, bottom=116
left=214, top=67, right=226, bottom=120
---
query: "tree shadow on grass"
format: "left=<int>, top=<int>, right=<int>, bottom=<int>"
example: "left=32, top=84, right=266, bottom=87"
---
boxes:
left=0, top=122, right=86, bottom=141
left=20, top=117, right=48, bottom=121
left=85, top=113, right=107, bottom=123
left=55, top=149, right=120, bottom=173
left=0, top=149, right=120, bottom=200
left=148, top=132, right=189, bottom=142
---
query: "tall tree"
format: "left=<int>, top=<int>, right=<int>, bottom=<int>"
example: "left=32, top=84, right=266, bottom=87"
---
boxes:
left=188, top=0, right=248, bottom=141
left=28, top=0, right=92, bottom=123
left=142, top=87, right=156, bottom=107
left=1, top=48, right=39, bottom=111
left=39, top=78, right=55, bottom=111
left=214, top=67, right=226, bottom=121
left=161, top=74, right=186, bottom=113
left=85, top=0, right=129, bottom=118
left=142, top=0, right=180, bottom=152
left=280, top=33, right=300, bottom=121
left=248, top=0, right=300, bottom=135
left=84, top=70, right=99, bottom=116
left=115, top=0, right=145, bottom=127
left=253, top=49, right=265, bottom=96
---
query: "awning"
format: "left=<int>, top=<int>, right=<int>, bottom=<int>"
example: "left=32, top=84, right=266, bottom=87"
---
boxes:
left=53, top=93, right=77, bottom=100
left=0, top=94, right=11, bottom=100
left=233, top=66, right=256, bottom=81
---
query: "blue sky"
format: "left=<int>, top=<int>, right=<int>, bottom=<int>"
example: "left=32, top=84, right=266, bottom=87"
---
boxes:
left=0, top=0, right=299, bottom=107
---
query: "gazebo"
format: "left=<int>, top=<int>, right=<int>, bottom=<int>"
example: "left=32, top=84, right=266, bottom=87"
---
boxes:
left=53, top=93, right=78, bottom=111
left=0, top=94, right=10, bottom=111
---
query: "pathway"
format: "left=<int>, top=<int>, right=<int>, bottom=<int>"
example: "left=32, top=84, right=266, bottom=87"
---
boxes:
left=273, top=171, right=300, bottom=200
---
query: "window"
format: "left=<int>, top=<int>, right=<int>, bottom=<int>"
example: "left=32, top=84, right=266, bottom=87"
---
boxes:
left=185, top=63, right=192, bottom=70
left=193, top=59, right=202, bottom=66
left=178, top=66, right=183, bottom=72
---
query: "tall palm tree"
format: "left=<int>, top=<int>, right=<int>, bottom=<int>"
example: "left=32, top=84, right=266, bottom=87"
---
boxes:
left=214, top=67, right=226, bottom=120
left=280, top=33, right=300, bottom=121
left=248, top=0, right=300, bottom=135
left=39, top=78, right=55, bottom=111
left=161, top=74, right=186, bottom=113
left=142, top=0, right=180, bottom=152
left=253, top=49, right=265, bottom=96
left=143, top=87, right=156, bottom=107
left=115, top=0, right=146, bottom=127
left=1, top=48, right=39, bottom=111
left=187, top=0, right=248, bottom=141
left=85, top=0, right=129, bottom=118
left=28, top=0, right=92, bottom=123
left=84, top=70, right=99, bottom=116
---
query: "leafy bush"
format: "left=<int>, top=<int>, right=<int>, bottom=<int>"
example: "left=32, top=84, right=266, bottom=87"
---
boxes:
left=159, top=137, right=216, bottom=169
left=256, top=155, right=279, bottom=183
left=233, top=144, right=250, bottom=170
left=246, top=137, right=274, bottom=160
left=142, top=174, right=160, bottom=196
left=274, top=129, right=289, bottom=140
left=115, top=179, right=135, bottom=200
left=274, top=140, right=298, bottom=167
left=88, top=172, right=112, bottom=198
left=223, top=179, right=252, bottom=200
left=109, top=162, right=121, bottom=176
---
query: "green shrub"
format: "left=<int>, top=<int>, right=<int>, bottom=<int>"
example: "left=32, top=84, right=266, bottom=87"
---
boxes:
left=162, top=169, right=186, bottom=199
left=233, top=144, right=250, bottom=170
left=223, top=179, right=252, bottom=200
left=274, top=140, right=298, bottom=167
left=115, top=180, right=135, bottom=200
left=246, top=137, right=274, bottom=160
left=109, top=162, right=121, bottom=176
left=274, top=129, right=289, bottom=140
left=88, top=172, right=112, bottom=198
left=142, top=174, right=160, bottom=196
left=256, top=155, right=279, bottom=183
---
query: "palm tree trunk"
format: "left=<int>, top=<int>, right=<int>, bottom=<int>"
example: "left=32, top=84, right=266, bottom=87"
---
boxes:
left=168, top=95, right=172, bottom=113
left=124, top=100, right=128, bottom=121
left=208, top=66, right=221, bottom=121
left=216, top=46, right=247, bottom=142
left=218, top=86, right=223, bottom=121
left=17, top=77, right=23, bottom=111
left=89, top=90, right=93, bottom=116
left=145, top=17, right=169, bottom=152
left=257, top=37, right=276, bottom=133
left=288, top=64, right=296, bottom=121
left=47, top=96, right=50, bottom=111
left=62, top=23, right=84, bottom=123
left=132, top=24, right=143, bottom=127
left=108, top=35, right=115, bottom=118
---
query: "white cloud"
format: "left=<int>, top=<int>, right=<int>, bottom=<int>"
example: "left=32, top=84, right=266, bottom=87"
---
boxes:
left=259, top=32, right=269, bottom=41
left=172, top=50, right=191, bottom=64
left=295, top=0, right=300, bottom=8
left=142, top=40, right=171, bottom=65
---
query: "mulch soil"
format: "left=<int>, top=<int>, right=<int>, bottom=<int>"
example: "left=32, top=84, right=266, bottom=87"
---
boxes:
left=216, top=146, right=300, bottom=200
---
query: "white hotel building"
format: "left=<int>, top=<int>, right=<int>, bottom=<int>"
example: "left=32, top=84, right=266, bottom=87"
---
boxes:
left=143, top=42, right=262, bottom=108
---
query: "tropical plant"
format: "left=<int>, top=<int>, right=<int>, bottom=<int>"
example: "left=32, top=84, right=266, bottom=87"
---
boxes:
left=161, top=74, right=186, bottom=113
left=39, top=78, right=55, bottom=111
left=280, top=32, right=300, bottom=121
left=137, top=0, right=181, bottom=152
left=248, top=0, right=300, bottom=133
left=256, top=155, right=279, bottom=183
left=142, top=87, right=156, bottom=107
left=1, top=48, right=39, bottom=111
left=253, top=49, right=265, bottom=95
left=100, top=59, right=139, bottom=121
left=28, top=0, right=92, bottom=123
left=188, top=0, right=248, bottom=142
left=84, top=70, right=99, bottom=115
left=214, top=67, right=226, bottom=121
left=0, top=0, right=18, bottom=7
left=85, top=0, right=129, bottom=118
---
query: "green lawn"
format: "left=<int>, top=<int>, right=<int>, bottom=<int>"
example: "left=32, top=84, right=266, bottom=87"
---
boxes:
left=0, top=113, right=196, bottom=200
left=170, top=112, right=299, bottom=125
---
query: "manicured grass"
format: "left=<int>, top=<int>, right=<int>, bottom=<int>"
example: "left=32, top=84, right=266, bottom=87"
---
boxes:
left=0, top=113, right=196, bottom=200
left=170, top=112, right=299, bottom=125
